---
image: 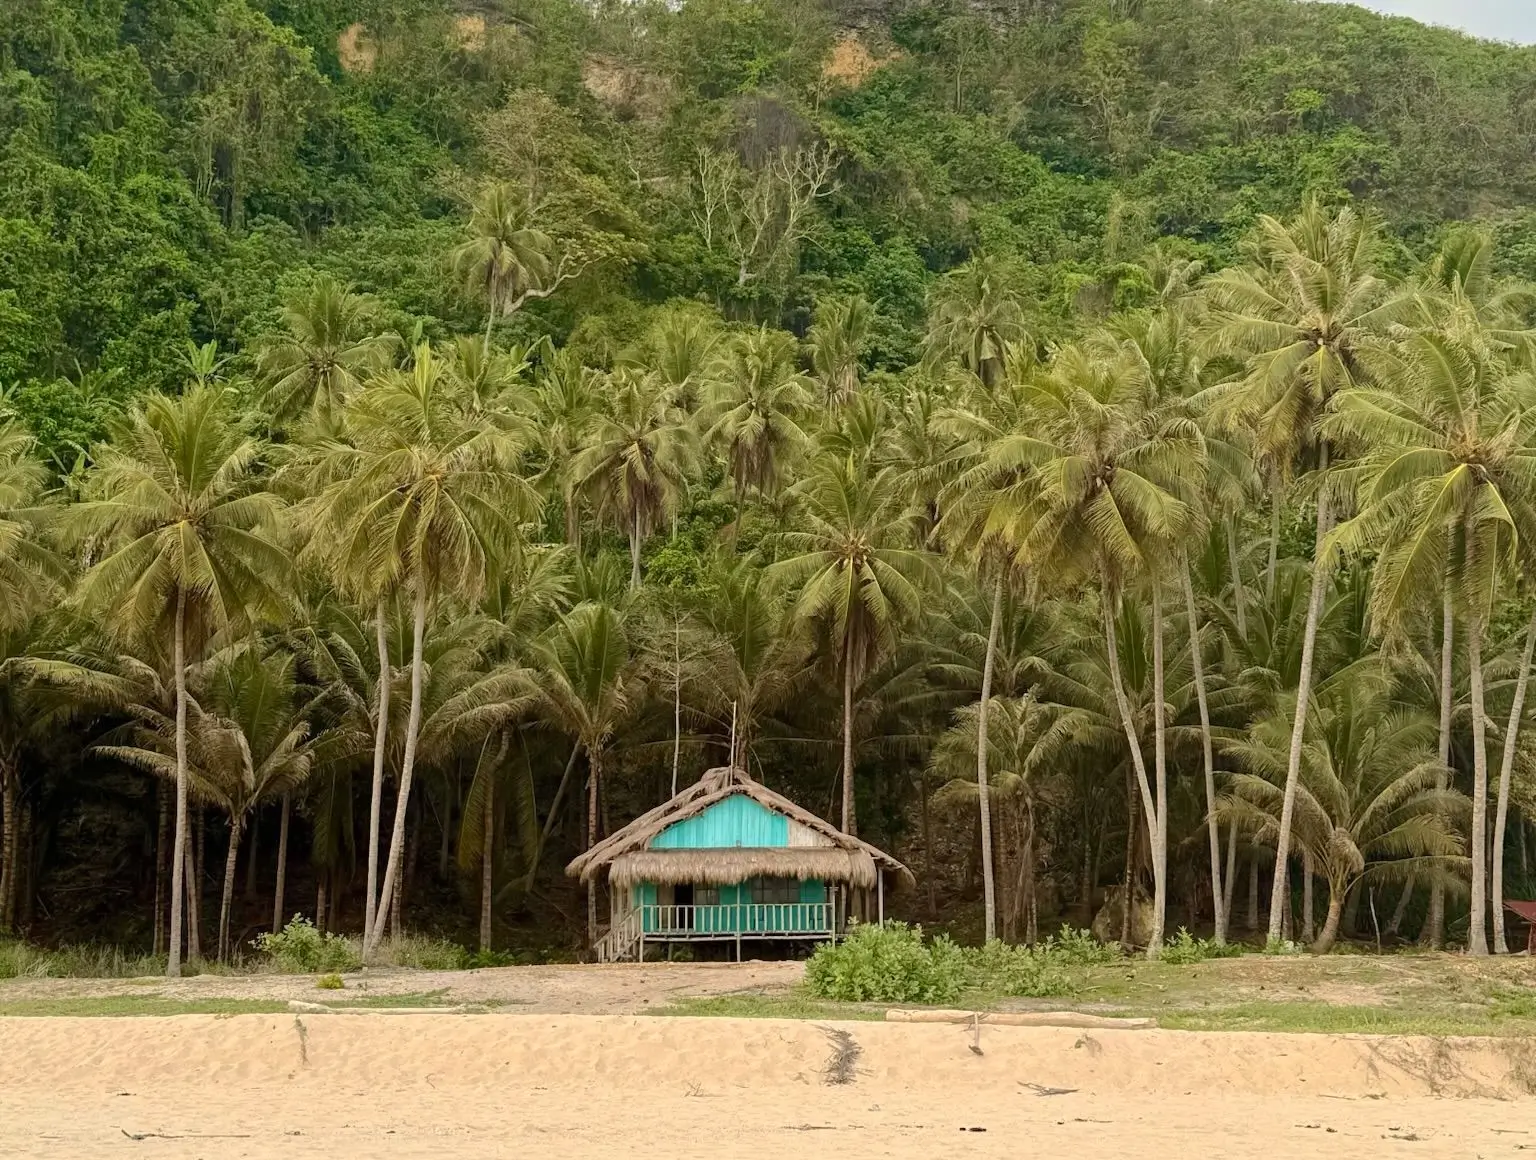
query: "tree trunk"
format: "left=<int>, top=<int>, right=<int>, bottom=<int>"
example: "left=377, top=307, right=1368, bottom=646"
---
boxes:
left=564, top=490, right=582, bottom=554
left=1313, top=883, right=1344, bottom=953
left=841, top=645, right=857, bottom=837
left=1247, top=854, right=1259, bottom=931
left=920, top=767, right=937, bottom=919
left=1267, top=467, right=1332, bottom=944
left=1468, top=614, right=1491, bottom=956
left=0, top=762, right=14, bottom=932
left=154, top=783, right=169, bottom=956
left=1301, top=849, right=1315, bottom=944
left=480, top=757, right=495, bottom=953
left=365, top=595, right=392, bottom=946
left=218, top=815, right=243, bottom=962
left=1147, top=581, right=1169, bottom=958
left=587, top=747, right=601, bottom=946
left=1121, top=759, right=1138, bottom=950
left=1492, top=606, right=1536, bottom=953
left=976, top=572, right=1004, bottom=943
left=316, top=876, right=328, bottom=936
left=1227, top=515, right=1248, bottom=641
left=1265, top=483, right=1282, bottom=599
left=1222, top=818, right=1239, bottom=933
left=1102, top=591, right=1159, bottom=952
left=183, top=819, right=201, bottom=965
left=244, top=809, right=259, bottom=901
left=168, top=588, right=189, bottom=978
left=1428, top=589, right=1454, bottom=948
left=366, top=578, right=428, bottom=960
left=483, top=305, right=496, bottom=362
left=1182, top=561, right=1225, bottom=944
left=672, top=616, right=682, bottom=795
left=629, top=509, right=643, bottom=589
left=272, top=794, right=290, bottom=934
left=1386, top=876, right=1413, bottom=938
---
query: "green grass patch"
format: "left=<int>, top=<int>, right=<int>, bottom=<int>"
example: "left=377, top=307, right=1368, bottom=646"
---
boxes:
left=1144, top=1000, right=1536, bottom=1037
left=0, top=996, right=287, bottom=1017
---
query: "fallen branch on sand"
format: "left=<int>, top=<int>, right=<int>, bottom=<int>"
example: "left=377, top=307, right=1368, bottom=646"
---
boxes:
left=884, top=1010, right=1152, bottom=1030
left=286, top=1001, right=467, bottom=1015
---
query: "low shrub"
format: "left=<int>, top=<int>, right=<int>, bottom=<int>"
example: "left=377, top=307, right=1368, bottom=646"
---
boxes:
left=1160, top=928, right=1242, bottom=965
left=0, top=940, right=163, bottom=979
left=1042, top=925, right=1121, bottom=966
left=805, top=922, right=968, bottom=1004
left=379, top=934, right=469, bottom=971
left=315, top=973, right=345, bottom=990
left=255, top=917, right=361, bottom=974
left=964, top=940, right=1074, bottom=998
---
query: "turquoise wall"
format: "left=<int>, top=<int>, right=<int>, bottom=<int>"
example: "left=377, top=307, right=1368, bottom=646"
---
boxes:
left=649, top=794, right=789, bottom=849
left=634, top=879, right=828, bottom=934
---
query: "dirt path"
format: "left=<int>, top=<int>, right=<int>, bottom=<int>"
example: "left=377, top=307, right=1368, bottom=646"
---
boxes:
left=0, top=960, right=804, bottom=1012
left=2, top=1013, right=1532, bottom=1159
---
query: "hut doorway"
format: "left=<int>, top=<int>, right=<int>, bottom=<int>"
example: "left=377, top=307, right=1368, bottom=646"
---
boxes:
left=674, top=882, right=694, bottom=927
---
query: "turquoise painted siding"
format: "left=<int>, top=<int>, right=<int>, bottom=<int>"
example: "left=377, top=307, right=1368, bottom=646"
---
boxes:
left=634, top=879, right=827, bottom=934
left=649, top=794, right=789, bottom=849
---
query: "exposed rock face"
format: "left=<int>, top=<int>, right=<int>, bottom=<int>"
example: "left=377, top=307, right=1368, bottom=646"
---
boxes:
left=1091, top=885, right=1155, bottom=947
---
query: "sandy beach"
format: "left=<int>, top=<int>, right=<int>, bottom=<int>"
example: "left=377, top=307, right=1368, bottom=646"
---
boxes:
left=3, top=1007, right=1533, bottom=1159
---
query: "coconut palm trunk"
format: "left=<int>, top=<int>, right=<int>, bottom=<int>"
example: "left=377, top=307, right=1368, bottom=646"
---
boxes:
left=1223, top=818, right=1239, bottom=929
left=1468, top=614, right=1491, bottom=956
left=1428, top=590, right=1454, bottom=947
left=1148, top=581, right=1169, bottom=957
left=1102, top=593, right=1159, bottom=951
left=168, top=588, right=189, bottom=978
left=366, top=579, right=429, bottom=959
left=1227, top=517, right=1248, bottom=641
left=1182, top=560, right=1225, bottom=943
left=841, top=644, right=857, bottom=837
left=218, top=815, right=243, bottom=961
left=1493, top=607, right=1536, bottom=953
left=976, top=573, right=1003, bottom=943
left=365, top=596, right=391, bottom=945
left=629, top=510, right=643, bottom=590
left=272, top=793, right=290, bottom=934
left=480, top=767, right=495, bottom=953
left=0, top=762, right=14, bottom=931
left=1267, top=466, right=1333, bottom=944
left=1314, top=878, right=1346, bottom=953
left=587, top=748, right=601, bottom=944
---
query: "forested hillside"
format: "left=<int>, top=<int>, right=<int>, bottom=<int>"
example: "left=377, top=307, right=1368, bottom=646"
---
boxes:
left=5, top=0, right=1536, bottom=968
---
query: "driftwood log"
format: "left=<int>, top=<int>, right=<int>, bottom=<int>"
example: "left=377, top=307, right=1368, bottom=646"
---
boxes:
left=884, top=1009, right=1152, bottom=1029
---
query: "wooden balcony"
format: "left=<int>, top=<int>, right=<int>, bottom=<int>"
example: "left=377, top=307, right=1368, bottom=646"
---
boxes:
left=596, top=902, right=835, bottom=961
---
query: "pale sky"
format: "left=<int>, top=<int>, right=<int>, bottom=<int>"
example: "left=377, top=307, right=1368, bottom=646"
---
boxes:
left=1315, top=0, right=1534, bottom=43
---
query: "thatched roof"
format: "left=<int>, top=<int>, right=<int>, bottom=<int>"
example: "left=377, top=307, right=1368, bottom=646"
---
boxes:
left=608, top=847, right=879, bottom=889
left=566, top=766, right=913, bottom=888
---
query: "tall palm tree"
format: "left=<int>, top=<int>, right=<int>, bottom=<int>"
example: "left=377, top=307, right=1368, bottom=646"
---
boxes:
left=987, top=341, right=1206, bottom=955
left=574, top=368, right=700, bottom=589
left=770, top=455, right=938, bottom=835
left=450, top=181, right=561, bottom=358
left=521, top=601, right=638, bottom=942
left=1327, top=327, right=1536, bottom=954
left=255, top=276, right=395, bottom=425
left=808, top=295, right=872, bottom=406
left=310, top=344, right=538, bottom=956
left=924, top=256, right=1029, bottom=388
left=67, top=385, right=291, bottom=975
left=532, top=350, right=603, bottom=549
left=1221, top=674, right=1466, bottom=952
left=702, top=327, right=813, bottom=507
left=1205, top=199, right=1400, bottom=944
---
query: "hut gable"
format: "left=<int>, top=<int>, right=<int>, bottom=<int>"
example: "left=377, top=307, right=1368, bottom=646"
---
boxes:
left=566, top=765, right=911, bottom=888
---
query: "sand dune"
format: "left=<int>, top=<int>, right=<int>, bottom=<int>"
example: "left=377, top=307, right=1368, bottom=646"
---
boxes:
left=2, top=1013, right=1532, bottom=1158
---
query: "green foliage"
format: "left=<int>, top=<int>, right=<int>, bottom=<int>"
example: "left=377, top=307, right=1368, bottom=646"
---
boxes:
left=805, top=922, right=969, bottom=1004
left=0, top=940, right=163, bottom=979
left=315, top=972, right=345, bottom=990
left=255, top=917, right=362, bottom=973
left=1158, top=929, right=1242, bottom=966
left=378, top=934, right=470, bottom=971
left=963, top=940, right=1074, bottom=998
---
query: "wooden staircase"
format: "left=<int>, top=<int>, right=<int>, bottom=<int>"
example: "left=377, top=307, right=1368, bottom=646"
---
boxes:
left=594, top=908, right=643, bottom=963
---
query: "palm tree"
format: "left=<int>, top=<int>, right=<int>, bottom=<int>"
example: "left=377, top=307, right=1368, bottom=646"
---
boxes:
left=1221, top=675, right=1465, bottom=952
left=1205, top=199, right=1400, bottom=944
left=532, top=350, right=603, bottom=549
left=924, top=256, right=1029, bottom=388
left=702, top=328, right=813, bottom=507
left=97, top=644, right=330, bottom=960
left=771, top=455, right=938, bottom=835
left=255, top=276, right=395, bottom=425
left=574, top=368, right=700, bottom=589
left=67, top=385, right=290, bottom=976
left=522, top=601, right=639, bottom=942
left=310, top=344, right=538, bottom=956
left=451, top=181, right=562, bottom=358
left=1327, top=327, right=1536, bottom=954
left=987, top=340, right=1206, bottom=955
left=808, top=295, right=872, bottom=406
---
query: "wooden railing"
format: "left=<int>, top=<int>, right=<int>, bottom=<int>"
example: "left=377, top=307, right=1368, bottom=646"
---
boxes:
left=640, top=902, right=832, bottom=936
left=595, top=907, right=643, bottom=963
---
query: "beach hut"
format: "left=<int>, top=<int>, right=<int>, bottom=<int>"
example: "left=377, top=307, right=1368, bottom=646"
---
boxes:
left=567, top=765, right=913, bottom=962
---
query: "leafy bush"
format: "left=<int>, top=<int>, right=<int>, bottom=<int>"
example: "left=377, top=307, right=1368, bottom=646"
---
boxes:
left=462, top=948, right=516, bottom=969
left=1041, top=925, right=1122, bottom=966
left=315, top=973, right=345, bottom=990
left=1159, top=928, right=1243, bottom=965
left=255, top=918, right=361, bottom=974
left=964, top=940, right=1074, bottom=998
left=805, top=922, right=968, bottom=1004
